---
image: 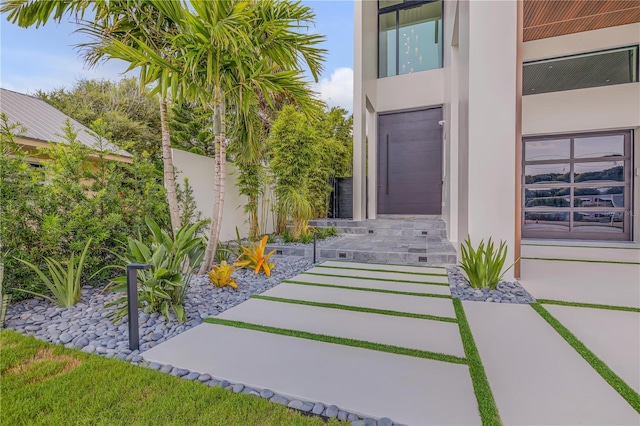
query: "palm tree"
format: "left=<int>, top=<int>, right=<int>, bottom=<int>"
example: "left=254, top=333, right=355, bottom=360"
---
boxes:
left=3, top=0, right=327, bottom=272
left=1, top=0, right=184, bottom=235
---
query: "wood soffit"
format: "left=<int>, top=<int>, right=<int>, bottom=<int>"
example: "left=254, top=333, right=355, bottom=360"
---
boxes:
left=524, top=0, right=640, bottom=41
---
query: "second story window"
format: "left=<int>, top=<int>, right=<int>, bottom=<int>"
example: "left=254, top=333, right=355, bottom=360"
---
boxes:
left=379, top=0, right=443, bottom=78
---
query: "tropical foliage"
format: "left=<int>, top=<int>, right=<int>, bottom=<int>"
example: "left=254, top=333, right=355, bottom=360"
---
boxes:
left=36, top=78, right=162, bottom=158
left=459, top=237, right=517, bottom=290
left=105, top=218, right=205, bottom=323
left=207, top=261, right=238, bottom=289
left=235, top=236, right=276, bottom=277
left=0, top=115, right=171, bottom=301
left=13, top=239, right=92, bottom=307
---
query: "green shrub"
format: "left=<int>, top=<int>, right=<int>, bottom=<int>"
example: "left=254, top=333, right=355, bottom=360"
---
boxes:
left=459, top=237, right=517, bottom=290
left=13, top=239, right=92, bottom=307
left=1, top=115, right=170, bottom=301
left=317, top=227, right=337, bottom=239
left=104, top=218, right=205, bottom=323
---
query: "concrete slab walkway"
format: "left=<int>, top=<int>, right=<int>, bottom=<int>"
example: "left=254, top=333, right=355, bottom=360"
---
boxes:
left=464, top=301, right=640, bottom=425
left=142, top=260, right=640, bottom=425
left=142, top=324, right=480, bottom=425
left=545, top=304, right=640, bottom=394
left=143, top=261, right=479, bottom=425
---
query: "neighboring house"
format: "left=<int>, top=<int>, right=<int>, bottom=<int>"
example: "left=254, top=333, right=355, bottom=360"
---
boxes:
left=0, top=88, right=132, bottom=163
left=353, top=0, right=640, bottom=274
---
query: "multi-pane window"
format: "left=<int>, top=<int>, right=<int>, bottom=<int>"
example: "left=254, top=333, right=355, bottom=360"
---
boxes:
left=378, top=0, right=442, bottom=78
left=523, top=131, right=633, bottom=241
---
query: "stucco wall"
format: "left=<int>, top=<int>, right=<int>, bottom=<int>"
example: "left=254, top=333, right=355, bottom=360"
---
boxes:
left=172, top=148, right=275, bottom=242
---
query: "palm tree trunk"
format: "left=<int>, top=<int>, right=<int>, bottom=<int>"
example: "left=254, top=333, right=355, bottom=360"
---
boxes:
left=159, top=97, right=181, bottom=235
left=199, top=96, right=225, bottom=273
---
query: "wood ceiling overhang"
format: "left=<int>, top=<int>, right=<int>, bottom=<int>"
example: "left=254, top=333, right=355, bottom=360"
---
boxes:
left=524, top=0, right=640, bottom=41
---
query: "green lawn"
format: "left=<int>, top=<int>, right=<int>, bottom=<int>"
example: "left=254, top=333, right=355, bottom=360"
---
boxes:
left=0, top=330, right=340, bottom=426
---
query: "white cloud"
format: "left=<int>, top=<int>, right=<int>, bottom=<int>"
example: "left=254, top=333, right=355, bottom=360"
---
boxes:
left=314, top=67, right=353, bottom=112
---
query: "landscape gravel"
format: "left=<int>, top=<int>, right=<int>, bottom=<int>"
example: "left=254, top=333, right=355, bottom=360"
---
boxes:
left=3, top=254, right=401, bottom=425
left=4, top=256, right=313, bottom=360
left=447, top=266, right=536, bottom=304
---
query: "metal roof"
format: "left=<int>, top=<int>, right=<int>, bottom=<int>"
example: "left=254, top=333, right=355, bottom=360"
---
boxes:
left=0, top=88, right=131, bottom=157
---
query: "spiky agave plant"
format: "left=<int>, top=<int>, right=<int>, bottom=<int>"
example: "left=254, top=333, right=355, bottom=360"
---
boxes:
left=13, top=238, right=93, bottom=307
left=459, top=237, right=517, bottom=290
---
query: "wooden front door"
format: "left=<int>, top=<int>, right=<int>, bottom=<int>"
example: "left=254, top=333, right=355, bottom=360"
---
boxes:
left=377, top=108, right=443, bottom=215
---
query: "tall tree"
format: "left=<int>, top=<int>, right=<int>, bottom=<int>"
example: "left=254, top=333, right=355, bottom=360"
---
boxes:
left=36, top=78, right=162, bottom=157
left=2, top=0, right=184, bottom=235
left=3, top=0, right=327, bottom=271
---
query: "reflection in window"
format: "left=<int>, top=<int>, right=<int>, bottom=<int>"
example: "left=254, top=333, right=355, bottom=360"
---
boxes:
left=574, top=187, right=624, bottom=208
left=379, top=12, right=397, bottom=78
left=525, top=139, right=570, bottom=161
left=525, top=187, right=570, bottom=208
left=574, top=161, right=623, bottom=183
left=574, top=135, right=624, bottom=159
left=524, top=212, right=570, bottom=231
left=378, top=1, right=442, bottom=78
left=525, top=164, right=570, bottom=184
left=573, top=211, right=624, bottom=233
left=522, top=130, right=631, bottom=240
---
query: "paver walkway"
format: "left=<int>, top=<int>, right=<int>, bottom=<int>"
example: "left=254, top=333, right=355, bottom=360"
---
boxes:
left=143, top=260, right=640, bottom=425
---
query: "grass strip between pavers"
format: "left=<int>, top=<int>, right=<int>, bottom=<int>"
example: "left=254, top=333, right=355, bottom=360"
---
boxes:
left=522, top=256, right=640, bottom=266
left=302, top=271, right=449, bottom=286
left=283, top=280, right=452, bottom=299
left=452, top=298, right=503, bottom=426
left=252, top=295, right=457, bottom=323
left=205, top=317, right=467, bottom=365
left=537, top=299, right=640, bottom=313
left=316, top=264, right=448, bottom=277
left=531, top=303, right=640, bottom=413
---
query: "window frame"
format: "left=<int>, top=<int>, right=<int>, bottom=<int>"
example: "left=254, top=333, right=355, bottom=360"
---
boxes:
left=522, top=130, right=634, bottom=241
left=378, top=0, right=443, bottom=78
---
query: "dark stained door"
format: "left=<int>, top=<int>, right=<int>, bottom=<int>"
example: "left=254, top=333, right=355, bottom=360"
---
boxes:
left=377, top=108, right=443, bottom=215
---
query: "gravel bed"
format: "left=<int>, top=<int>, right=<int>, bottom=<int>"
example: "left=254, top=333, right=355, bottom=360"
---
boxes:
left=4, top=256, right=313, bottom=359
left=3, top=255, right=401, bottom=425
left=446, top=266, right=536, bottom=304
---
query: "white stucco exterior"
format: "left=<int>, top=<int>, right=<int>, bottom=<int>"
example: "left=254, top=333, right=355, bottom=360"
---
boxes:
left=353, top=1, right=640, bottom=266
left=172, top=148, right=275, bottom=242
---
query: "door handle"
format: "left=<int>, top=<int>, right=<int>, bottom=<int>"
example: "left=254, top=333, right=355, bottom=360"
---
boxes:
left=386, top=134, right=389, bottom=195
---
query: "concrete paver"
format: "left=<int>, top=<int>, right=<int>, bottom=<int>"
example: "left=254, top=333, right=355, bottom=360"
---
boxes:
left=263, top=283, right=457, bottom=318
left=545, top=304, right=640, bottom=393
left=217, top=298, right=465, bottom=357
left=520, top=259, right=640, bottom=308
left=309, top=266, right=450, bottom=284
left=322, top=261, right=446, bottom=275
left=464, top=301, right=640, bottom=425
left=291, top=273, right=451, bottom=295
left=142, top=323, right=481, bottom=426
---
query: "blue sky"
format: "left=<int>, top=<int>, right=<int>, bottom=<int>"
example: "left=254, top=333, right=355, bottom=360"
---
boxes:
left=0, top=1, right=354, bottom=110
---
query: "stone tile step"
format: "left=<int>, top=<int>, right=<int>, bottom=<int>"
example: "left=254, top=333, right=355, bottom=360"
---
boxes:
left=327, top=227, right=447, bottom=237
left=289, top=273, right=452, bottom=296
left=544, top=304, right=640, bottom=394
left=217, top=298, right=465, bottom=357
left=262, top=283, right=457, bottom=319
left=321, top=250, right=457, bottom=266
left=142, top=324, right=480, bottom=425
left=307, top=265, right=450, bottom=284
left=321, top=261, right=447, bottom=275
left=519, top=259, right=640, bottom=308
left=464, top=302, right=640, bottom=425
left=309, top=219, right=447, bottom=231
